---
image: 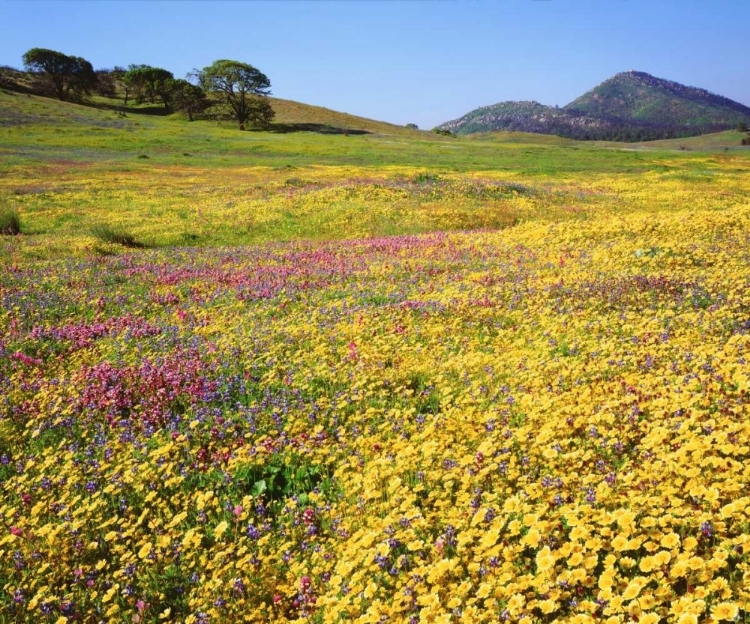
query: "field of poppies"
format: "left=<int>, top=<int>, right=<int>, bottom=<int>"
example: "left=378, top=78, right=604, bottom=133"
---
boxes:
left=3, top=88, right=750, bottom=622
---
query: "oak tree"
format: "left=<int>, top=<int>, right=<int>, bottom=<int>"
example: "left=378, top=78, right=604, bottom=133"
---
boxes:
left=123, top=65, right=174, bottom=108
left=169, top=79, right=208, bottom=121
left=197, top=60, right=274, bottom=130
left=22, top=48, right=97, bottom=101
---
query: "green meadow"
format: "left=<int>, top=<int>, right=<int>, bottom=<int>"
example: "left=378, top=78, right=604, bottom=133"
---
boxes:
left=2, top=88, right=749, bottom=262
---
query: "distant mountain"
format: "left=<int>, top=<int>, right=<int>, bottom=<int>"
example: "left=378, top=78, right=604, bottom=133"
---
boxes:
left=436, top=100, right=623, bottom=139
left=437, top=71, right=750, bottom=141
left=566, top=71, right=750, bottom=127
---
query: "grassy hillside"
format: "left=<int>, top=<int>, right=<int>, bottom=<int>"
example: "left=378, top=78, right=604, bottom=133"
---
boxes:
left=465, top=131, right=578, bottom=146
left=268, top=97, right=423, bottom=136
left=1, top=66, right=421, bottom=137
left=613, top=130, right=750, bottom=151
left=2, top=88, right=750, bottom=262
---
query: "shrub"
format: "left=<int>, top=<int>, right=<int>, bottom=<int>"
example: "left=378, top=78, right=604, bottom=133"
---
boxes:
left=410, top=172, right=441, bottom=184
left=0, top=205, right=21, bottom=235
left=91, top=224, right=146, bottom=248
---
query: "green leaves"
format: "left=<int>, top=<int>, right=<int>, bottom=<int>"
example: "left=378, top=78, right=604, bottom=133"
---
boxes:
left=197, top=60, right=274, bottom=129
left=22, top=48, right=97, bottom=101
left=234, top=454, right=333, bottom=506
left=123, top=65, right=175, bottom=108
left=168, top=79, right=207, bottom=121
left=200, top=60, right=271, bottom=97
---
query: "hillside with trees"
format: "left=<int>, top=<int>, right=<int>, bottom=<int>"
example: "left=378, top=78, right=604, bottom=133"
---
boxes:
left=4, top=48, right=275, bottom=131
left=1, top=48, right=424, bottom=136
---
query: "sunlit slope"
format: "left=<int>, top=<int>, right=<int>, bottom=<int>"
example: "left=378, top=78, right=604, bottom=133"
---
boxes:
left=0, top=89, right=530, bottom=168
left=620, top=130, right=748, bottom=151
left=2, top=88, right=750, bottom=262
left=2, top=88, right=720, bottom=171
left=268, top=97, right=423, bottom=136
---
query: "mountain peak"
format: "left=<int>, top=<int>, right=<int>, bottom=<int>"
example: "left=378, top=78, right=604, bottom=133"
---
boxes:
left=565, top=71, right=750, bottom=125
left=437, top=72, right=750, bottom=141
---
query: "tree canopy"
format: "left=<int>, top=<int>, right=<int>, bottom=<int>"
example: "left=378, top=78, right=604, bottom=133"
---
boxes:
left=197, top=60, right=274, bottom=130
left=123, top=65, right=175, bottom=108
left=22, top=48, right=97, bottom=101
left=168, top=79, right=208, bottom=121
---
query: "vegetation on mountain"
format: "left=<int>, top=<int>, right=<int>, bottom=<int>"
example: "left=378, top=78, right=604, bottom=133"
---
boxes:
left=566, top=71, right=750, bottom=127
left=93, top=68, right=120, bottom=98
left=437, top=101, right=618, bottom=140
left=438, top=71, right=750, bottom=141
left=6, top=50, right=273, bottom=131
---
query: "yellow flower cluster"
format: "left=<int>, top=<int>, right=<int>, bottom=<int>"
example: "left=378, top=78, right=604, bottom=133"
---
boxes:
left=1, top=198, right=750, bottom=622
left=3, top=157, right=749, bottom=261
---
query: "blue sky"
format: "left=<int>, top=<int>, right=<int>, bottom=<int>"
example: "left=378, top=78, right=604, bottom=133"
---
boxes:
left=2, top=0, right=749, bottom=128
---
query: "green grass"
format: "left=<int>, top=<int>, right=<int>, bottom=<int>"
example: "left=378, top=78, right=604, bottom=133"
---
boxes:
left=1, top=88, right=750, bottom=262
left=90, top=224, right=147, bottom=248
left=0, top=204, right=22, bottom=235
left=1, top=88, right=727, bottom=174
left=608, top=130, right=749, bottom=150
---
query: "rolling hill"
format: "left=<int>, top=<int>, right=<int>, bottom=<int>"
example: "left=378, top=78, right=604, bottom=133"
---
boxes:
left=437, top=71, right=750, bottom=141
left=0, top=65, right=422, bottom=137
left=267, top=97, right=423, bottom=136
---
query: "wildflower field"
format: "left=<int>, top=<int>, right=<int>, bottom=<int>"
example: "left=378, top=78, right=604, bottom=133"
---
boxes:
left=2, top=89, right=750, bottom=623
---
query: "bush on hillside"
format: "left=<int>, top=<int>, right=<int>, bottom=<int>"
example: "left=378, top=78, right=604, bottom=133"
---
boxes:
left=91, top=224, right=146, bottom=248
left=0, top=205, right=22, bottom=235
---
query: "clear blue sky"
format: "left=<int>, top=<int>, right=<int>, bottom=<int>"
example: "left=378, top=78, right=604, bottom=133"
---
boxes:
left=2, top=0, right=748, bottom=128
